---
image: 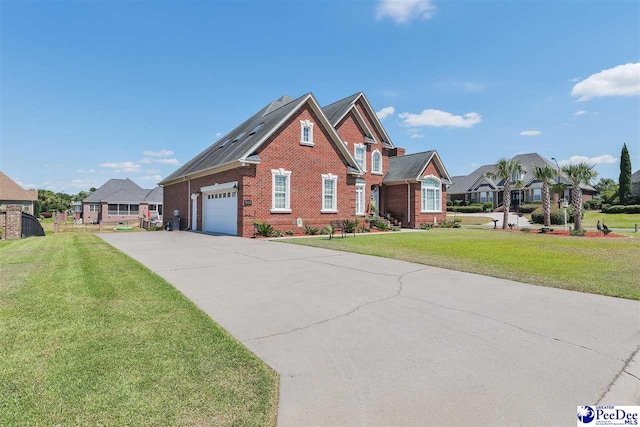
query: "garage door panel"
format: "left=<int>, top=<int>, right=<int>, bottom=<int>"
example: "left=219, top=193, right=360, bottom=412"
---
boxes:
left=204, top=190, right=237, bottom=235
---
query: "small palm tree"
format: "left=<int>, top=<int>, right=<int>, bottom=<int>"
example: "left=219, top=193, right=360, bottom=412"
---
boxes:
left=561, top=162, right=598, bottom=232
left=531, top=165, right=557, bottom=227
left=487, top=158, right=524, bottom=229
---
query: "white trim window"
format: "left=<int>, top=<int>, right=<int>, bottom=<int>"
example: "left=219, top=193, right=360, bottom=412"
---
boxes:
left=421, top=176, right=442, bottom=213
left=89, top=204, right=100, bottom=212
left=300, top=119, right=314, bottom=146
left=354, top=143, right=366, bottom=171
left=371, top=150, right=382, bottom=174
left=533, top=188, right=542, bottom=201
left=271, top=168, right=292, bottom=212
left=355, top=183, right=366, bottom=216
left=321, top=173, right=338, bottom=213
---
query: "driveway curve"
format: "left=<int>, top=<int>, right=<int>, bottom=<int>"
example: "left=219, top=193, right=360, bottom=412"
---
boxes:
left=100, top=232, right=639, bottom=426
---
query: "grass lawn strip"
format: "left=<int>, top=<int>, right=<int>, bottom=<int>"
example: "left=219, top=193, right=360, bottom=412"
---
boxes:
left=284, top=228, right=640, bottom=300
left=0, top=234, right=278, bottom=426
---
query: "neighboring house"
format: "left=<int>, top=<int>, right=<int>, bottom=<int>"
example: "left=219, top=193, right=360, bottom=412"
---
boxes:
left=82, top=179, right=163, bottom=224
left=447, top=153, right=597, bottom=209
left=0, top=171, right=38, bottom=215
left=632, top=170, right=640, bottom=200
left=160, top=92, right=450, bottom=236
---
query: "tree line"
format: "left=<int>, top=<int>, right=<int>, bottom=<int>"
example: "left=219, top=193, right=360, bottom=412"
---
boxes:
left=35, top=188, right=96, bottom=216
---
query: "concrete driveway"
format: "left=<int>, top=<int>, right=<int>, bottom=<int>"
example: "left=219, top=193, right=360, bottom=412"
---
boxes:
left=100, top=231, right=640, bottom=426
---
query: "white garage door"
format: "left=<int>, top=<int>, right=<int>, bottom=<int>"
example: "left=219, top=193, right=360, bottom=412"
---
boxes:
left=204, top=189, right=238, bottom=235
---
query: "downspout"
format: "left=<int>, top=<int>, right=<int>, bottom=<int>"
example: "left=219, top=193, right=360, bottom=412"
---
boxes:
left=406, top=180, right=411, bottom=226
left=187, top=178, right=191, bottom=231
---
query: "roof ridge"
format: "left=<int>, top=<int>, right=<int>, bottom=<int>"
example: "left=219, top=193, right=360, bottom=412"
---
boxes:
left=390, top=150, right=433, bottom=159
left=321, top=92, right=362, bottom=108
left=263, top=93, right=309, bottom=117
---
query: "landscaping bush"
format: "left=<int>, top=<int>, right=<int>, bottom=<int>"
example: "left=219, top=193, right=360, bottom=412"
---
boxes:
left=320, top=225, right=334, bottom=235
left=482, top=202, right=494, bottom=212
left=369, top=219, right=389, bottom=231
left=273, top=230, right=283, bottom=237
left=285, top=230, right=295, bottom=236
left=446, top=200, right=453, bottom=206
left=570, top=229, right=586, bottom=237
left=420, top=223, right=432, bottom=230
left=453, top=200, right=463, bottom=206
left=254, top=222, right=275, bottom=237
left=531, top=207, right=574, bottom=225
left=583, top=199, right=602, bottom=210
left=447, top=205, right=484, bottom=213
left=342, top=219, right=357, bottom=233
left=303, top=225, right=319, bottom=235
left=601, top=205, right=640, bottom=214
left=519, top=204, right=541, bottom=213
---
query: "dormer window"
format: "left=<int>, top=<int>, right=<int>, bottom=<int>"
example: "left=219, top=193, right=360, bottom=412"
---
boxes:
left=300, top=120, right=314, bottom=146
left=354, top=143, right=366, bottom=171
left=510, top=171, right=523, bottom=182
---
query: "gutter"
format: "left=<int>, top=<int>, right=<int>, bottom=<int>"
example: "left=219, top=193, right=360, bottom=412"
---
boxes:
left=406, top=180, right=411, bottom=226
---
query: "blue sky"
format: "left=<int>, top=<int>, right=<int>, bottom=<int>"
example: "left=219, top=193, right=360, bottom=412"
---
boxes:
left=1, top=0, right=639, bottom=193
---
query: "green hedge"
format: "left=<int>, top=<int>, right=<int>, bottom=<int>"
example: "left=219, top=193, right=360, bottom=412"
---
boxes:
left=447, top=205, right=484, bottom=213
left=583, top=199, right=603, bottom=210
left=602, top=205, right=640, bottom=214
left=531, top=207, right=574, bottom=225
left=519, top=204, right=541, bottom=213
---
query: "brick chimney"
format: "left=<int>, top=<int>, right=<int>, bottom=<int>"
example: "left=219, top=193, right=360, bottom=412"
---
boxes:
left=389, top=147, right=405, bottom=157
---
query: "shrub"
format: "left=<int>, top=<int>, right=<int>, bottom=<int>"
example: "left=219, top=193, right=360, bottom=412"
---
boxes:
left=420, top=223, right=432, bottom=230
left=342, top=219, right=357, bottom=233
left=531, top=207, right=574, bottom=225
left=570, top=229, right=586, bottom=237
left=320, top=225, right=334, bottom=235
left=453, top=200, right=462, bottom=206
left=446, top=200, right=453, bottom=206
left=357, top=226, right=370, bottom=233
left=285, top=230, right=295, bottom=236
left=519, top=204, right=541, bottom=213
left=520, top=227, right=531, bottom=233
left=602, top=205, right=640, bottom=214
left=583, top=199, right=602, bottom=210
left=303, top=225, right=319, bottom=235
left=507, top=223, right=516, bottom=229
left=447, top=205, right=484, bottom=213
left=255, top=222, right=275, bottom=237
left=370, top=220, right=389, bottom=231
left=148, top=225, right=164, bottom=231
left=482, top=202, right=494, bottom=212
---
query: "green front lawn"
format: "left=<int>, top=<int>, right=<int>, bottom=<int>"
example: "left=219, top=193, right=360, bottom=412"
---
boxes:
left=0, top=234, right=278, bottom=425
left=445, top=215, right=494, bottom=225
left=285, top=228, right=640, bottom=300
left=583, top=211, right=640, bottom=229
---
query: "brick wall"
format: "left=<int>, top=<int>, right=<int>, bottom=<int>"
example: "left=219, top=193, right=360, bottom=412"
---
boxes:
left=0, top=212, right=4, bottom=239
left=3, top=205, right=22, bottom=239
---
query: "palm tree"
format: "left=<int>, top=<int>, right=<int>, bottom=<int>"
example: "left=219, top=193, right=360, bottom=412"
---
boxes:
left=487, top=158, right=524, bottom=229
left=561, top=162, right=598, bottom=232
left=531, top=165, right=557, bottom=227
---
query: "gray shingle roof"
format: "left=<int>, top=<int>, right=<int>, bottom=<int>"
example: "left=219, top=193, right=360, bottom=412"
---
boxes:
left=161, top=94, right=309, bottom=183
left=84, top=179, right=162, bottom=203
left=447, top=164, right=496, bottom=194
left=322, top=92, right=361, bottom=125
left=383, top=151, right=435, bottom=183
left=632, top=170, right=640, bottom=183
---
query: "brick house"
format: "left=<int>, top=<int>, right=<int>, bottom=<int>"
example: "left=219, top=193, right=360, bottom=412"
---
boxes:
left=160, top=92, right=450, bottom=237
left=82, top=178, right=163, bottom=224
left=447, top=153, right=597, bottom=209
left=0, top=171, right=38, bottom=215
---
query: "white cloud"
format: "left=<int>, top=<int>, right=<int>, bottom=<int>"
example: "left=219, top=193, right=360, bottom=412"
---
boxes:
left=140, top=175, right=163, bottom=183
left=558, top=154, right=618, bottom=166
left=574, top=110, right=587, bottom=116
left=410, top=133, right=424, bottom=139
left=398, top=109, right=482, bottom=128
left=569, top=77, right=582, bottom=82
left=99, top=161, right=141, bottom=172
left=376, top=106, right=395, bottom=120
left=143, top=149, right=174, bottom=157
left=77, top=169, right=96, bottom=173
left=153, top=158, right=180, bottom=165
left=215, top=132, right=222, bottom=137
left=520, top=130, right=542, bottom=136
left=571, top=62, right=640, bottom=101
left=376, top=0, right=436, bottom=24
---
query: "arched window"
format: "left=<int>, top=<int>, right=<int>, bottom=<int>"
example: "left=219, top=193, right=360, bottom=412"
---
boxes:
left=371, top=150, right=382, bottom=174
left=421, top=177, right=442, bottom=212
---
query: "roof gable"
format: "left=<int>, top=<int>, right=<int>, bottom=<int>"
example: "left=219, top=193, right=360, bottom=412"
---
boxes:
left=161, top=93, right=363, bottom=185
left=384, top=150, right=450, bottom=183
left=0, top=171, right=37, bottom=201
left=84, top=178, right=161, bottom=203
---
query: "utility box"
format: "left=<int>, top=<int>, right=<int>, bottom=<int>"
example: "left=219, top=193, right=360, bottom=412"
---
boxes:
left=171, top=216, right=180, bottom=231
